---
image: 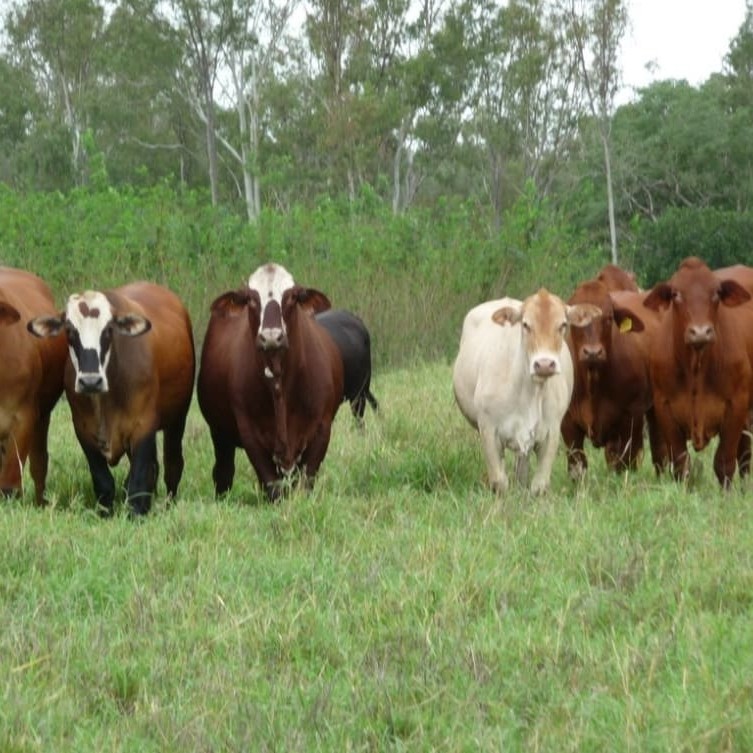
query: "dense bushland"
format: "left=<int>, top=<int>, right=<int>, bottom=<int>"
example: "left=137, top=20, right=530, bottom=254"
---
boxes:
left=0, top=184, right=607, bottom=367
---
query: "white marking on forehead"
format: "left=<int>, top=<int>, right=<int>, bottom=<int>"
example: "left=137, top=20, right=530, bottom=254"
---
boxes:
left=66, top=290, right=113, bottom=347
left=247, top=263, right=295, bottom=302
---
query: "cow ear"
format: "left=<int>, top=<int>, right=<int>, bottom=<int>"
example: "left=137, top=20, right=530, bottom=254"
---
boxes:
left=491, top=305, right=522, bottom=327
left=566, top=303, right=601, bottom=328
left=719, top=280, right=751, bottom=307
left=0, top=302, right=21, bottom=326
left=643, top=283, right=673, bottom=311
left=114, top=314, right=151, bottom=336
left=27, top=314, right=64, bottom=338
left=295, top=287, right=332, bottom=314
left=613, top=307, right=645, bottom=333
left=210, top=289, right=252, bottom=317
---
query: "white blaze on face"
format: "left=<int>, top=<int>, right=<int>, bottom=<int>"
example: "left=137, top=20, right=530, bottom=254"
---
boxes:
left=248, top=263, right=296, bottom=350
left=515, top=290, right=569, bottom=380
left=65, top=290, right=114, bottom=393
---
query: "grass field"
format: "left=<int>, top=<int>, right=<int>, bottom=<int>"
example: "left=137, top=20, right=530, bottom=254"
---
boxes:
left=2, top=361, right=752, bottom=752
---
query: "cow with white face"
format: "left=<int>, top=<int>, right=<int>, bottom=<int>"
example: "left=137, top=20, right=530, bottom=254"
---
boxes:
left=28, top=282, right=195, bottom=516
left=63, top=291, right=151, bottom=393
left=453, top=288, right=600, bottom=495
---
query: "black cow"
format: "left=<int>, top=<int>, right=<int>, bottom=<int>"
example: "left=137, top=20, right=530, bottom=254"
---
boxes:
left=315, top=309, right=378, bottom=424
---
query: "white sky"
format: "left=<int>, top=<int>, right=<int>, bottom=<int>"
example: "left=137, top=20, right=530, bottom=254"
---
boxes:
left=619, top=0, right=748, bottom=101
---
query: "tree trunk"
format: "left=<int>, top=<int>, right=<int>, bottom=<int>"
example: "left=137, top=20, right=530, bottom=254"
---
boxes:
left=601, top=130, right=618, bottom=264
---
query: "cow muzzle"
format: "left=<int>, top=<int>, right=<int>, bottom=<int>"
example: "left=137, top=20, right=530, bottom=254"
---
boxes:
left=76, top=373, right=106, bottom=393
left=257, top=327, right=288, bottom=351
left=579, top=344, right=606, bottom=364
left=685, top=324, right=715, bottom=348
left=531, top=356, right=559, bottom=379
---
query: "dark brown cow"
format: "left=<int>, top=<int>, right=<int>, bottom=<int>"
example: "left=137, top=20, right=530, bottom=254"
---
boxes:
left=28, top=283, right=195, bottom=515
left=638, top=256, right=753, bottom=486
left=197, top=263, right=344, bottom=501
left=562, top=278, right=665, bottom=477
left=596, top=264, right=640, bottom=292
left=0, top=267, right=67, bottom=504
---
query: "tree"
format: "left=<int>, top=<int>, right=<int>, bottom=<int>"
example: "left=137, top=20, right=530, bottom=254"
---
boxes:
left=566, top=0, right=627, bottom=264
left=7, top=0, right=107, bottom=186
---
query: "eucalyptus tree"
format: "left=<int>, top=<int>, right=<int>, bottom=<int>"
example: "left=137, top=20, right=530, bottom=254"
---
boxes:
left=565, top=0, right=627, bottom=264
left=216, top=0, right=299, bottom=221
left=6, top=0, right=107, bottom=186
left=169, top=0, right=238, bottom=204
left=467, top=0, right=582, bottom=228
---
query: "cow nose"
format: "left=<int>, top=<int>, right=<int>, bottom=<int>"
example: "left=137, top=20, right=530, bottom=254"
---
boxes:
left=686, top=324, right=714, bottom=346
left=533, top=358, right=558, bottom=378
left=581, top=344, right=605, bottom=363
left=257, top=327, right=287, bottom=350
left=77, top=374, right=104, bottom=393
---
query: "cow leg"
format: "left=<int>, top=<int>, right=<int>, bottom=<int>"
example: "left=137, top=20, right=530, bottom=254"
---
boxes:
left=28, top=411, right=52, bottom=506
left=561, top=414, right=587, bottom=480
left=127, top=434, right=158, bottom=516
left=81, top=442, right=116, bottom=516
left=210, top=428, right=236, bottom=497
left=606, top=417, right=644, bottom=472
left=163, top=417, right=187, bottom=499
left=653, top=399, right=690, bottom=481
left=0, top=420, right=31, bottom=499
left=646, top=407, right=670, bottom=474
left=531, top=430, right=559, bottom=495
left=478, top=420, right=508, bottom=494
left=714, top=410, right=749, bottom=488
left=300, top=421, right=335, bottom=488
left=737, top=426, right=752, bottom=478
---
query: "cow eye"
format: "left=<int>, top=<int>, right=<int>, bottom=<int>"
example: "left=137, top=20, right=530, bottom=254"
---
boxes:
left=559, top=322, right=568, bottom=335
left=522, top=320, right=531, bottom=332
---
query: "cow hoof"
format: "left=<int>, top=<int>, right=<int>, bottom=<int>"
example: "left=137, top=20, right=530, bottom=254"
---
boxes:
left=530, top=479, right=549, bottom=496
left=490, top=478, right=509, bottom=495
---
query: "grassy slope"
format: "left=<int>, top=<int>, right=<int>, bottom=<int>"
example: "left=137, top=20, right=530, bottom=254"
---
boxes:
left=1, top=362, right=752, bottom=752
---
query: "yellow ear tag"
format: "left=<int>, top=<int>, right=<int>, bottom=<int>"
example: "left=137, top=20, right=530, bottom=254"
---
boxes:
left=619, top=318, right=632, bottom=333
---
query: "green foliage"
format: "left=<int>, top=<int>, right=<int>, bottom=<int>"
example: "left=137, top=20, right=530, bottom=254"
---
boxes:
left=630, top=207, right=753, bottom=285
left=0, top=184, right=604, bottom=366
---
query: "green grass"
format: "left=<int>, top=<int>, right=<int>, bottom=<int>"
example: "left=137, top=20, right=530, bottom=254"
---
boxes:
left=2, top=361, right=753, bottom=751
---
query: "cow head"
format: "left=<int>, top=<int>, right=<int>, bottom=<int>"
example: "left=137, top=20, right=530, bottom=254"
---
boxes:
left=568, top=280, right=645, bottom=367
left=643, top=256, right=750, bottom=349
left=27, top=291, right=151, bottom=393
left=492, top=288, right=601, bottom=380
left=209, top=262, right=331, bottom=368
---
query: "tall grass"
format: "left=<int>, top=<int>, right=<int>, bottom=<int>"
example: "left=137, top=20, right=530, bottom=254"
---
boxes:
left=2, top=361, right=752, bottom=751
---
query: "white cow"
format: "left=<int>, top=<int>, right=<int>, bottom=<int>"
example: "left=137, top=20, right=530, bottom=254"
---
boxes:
left=453, top=289, right=600, bottom=495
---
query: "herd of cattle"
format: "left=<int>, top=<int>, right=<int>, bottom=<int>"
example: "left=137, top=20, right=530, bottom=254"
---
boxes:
left=1, top=254, right=751, bottom=515
left=0, top=262, right=376, bottom=515
left=453, top=257, right=753, bottom=495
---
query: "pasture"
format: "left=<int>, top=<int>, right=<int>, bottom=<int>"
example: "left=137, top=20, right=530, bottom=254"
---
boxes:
left=2, top=361, right=752, bottom=751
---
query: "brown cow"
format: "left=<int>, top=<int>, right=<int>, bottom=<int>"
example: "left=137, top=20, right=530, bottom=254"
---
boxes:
left=562, top=278, right=665, bottom=477
left=197, top=263, right=344, bottom=501
left=28, top=283, right=195, bottom=515
left=637, top=257, right=753, bottom=486
left=0, top=267, right=67, bottom=504
left=596, top=264, right=640, bottom=292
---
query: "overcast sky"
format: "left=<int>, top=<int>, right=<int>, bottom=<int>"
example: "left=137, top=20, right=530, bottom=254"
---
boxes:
left=619, top=0, right=748, bottom=100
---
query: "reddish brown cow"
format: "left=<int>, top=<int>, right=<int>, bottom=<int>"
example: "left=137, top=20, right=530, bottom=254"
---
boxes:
left=637, top=257, right=753, bottom=486
left=197, top=263, right=344, bottom=501
left=0, top=267, right=67, bottom=504
left=561, top=278, right=665, bottom=477
left=29, top=283, right=195, bottom=515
